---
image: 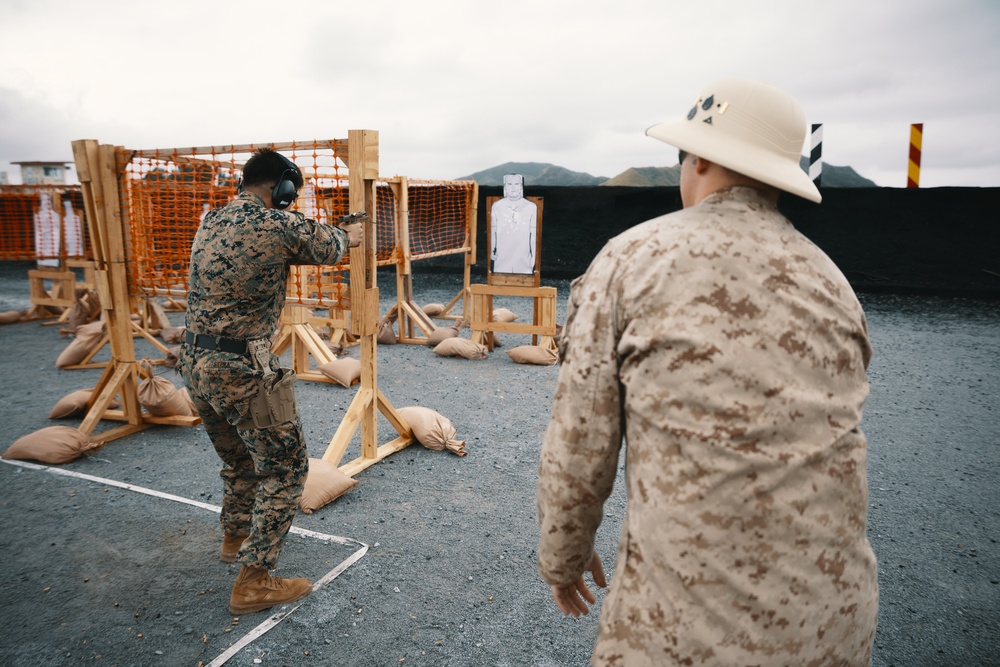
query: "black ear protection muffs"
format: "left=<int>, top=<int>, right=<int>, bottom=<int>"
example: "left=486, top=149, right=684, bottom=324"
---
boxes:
left=271, top=154, right=300, bottom=210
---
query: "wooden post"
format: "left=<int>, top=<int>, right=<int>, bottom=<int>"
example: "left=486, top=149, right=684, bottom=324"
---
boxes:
left=322, top=130, right=413, bottom=478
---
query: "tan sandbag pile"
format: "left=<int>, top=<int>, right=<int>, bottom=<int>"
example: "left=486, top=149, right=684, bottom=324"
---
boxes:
left=398, top=406, right=467, bottom=456
left=299, top=458, right=359, bottom=513
left=55, top=320, right=106, bottom=368
left=431, top=338, right=488, bottom=360
left=49, top=388, right=121, bottom=419
left=137, top=359, right=197, bottom=417
left=507, top=345, right=559, bottom=366
left=318, top=356, right=361, bottom=387
left=3, top=426, right=93, bottom=464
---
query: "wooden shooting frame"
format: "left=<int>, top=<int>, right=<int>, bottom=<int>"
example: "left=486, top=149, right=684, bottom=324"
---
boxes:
left=376, top=176, right=479, bottom=344
left=321, top=130, right=415, bottom=477
left=69, top=140, right=201, bottom=447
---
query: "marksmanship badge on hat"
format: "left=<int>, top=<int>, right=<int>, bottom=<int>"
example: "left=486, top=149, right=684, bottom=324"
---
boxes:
left=646, top=78, right=821, bottom=203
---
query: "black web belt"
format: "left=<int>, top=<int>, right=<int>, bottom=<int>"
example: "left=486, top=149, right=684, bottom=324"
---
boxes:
left=184, top=331, right=250, bottom=355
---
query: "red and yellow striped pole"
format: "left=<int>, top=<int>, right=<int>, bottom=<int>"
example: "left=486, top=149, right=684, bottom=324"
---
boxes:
left=907, top=123, right=923, bottom=188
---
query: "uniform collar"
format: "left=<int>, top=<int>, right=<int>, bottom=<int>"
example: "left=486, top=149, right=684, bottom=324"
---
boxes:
left=237, top=190, right=267, bottom=208
left=703, top=185, right=777, bottom=209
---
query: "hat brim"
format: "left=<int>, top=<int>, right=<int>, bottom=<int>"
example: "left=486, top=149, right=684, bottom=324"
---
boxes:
left=647, top=121, right=821, bottom=203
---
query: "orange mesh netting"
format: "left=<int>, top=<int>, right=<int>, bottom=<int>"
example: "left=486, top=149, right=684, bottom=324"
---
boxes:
left=123, top=140, right=354, bottom=308
left=401, top=179, right=476, bottom=261
left=119, top=142, right=477, bottom=312
left=0, top=185, right=90, bottom=263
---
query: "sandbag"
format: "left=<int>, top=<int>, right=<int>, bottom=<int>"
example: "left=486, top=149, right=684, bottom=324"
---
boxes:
left=398, top=406, right=467, bottom=456
left=49, top=388, right=120, bottom=419
left=137, top=358, right=196, bottom=417
left=0, top=310, right=22, bottom=324
left=426, top=324, right=461, bottom=346
left=3, top=426, right=92, bottom=464
left=299, top=458, right=359, bottom=513
left=507, top=345, right=559, bottom=366
left=318, top=356, right=362, bottom=387
left=55, top=320, right=106, bottom=368
left=492, top=308, right=518, bottom=323
left=431, top=338, right=488, bottom=360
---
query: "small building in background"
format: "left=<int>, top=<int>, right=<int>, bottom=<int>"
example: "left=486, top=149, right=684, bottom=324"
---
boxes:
left=12, top=161, right=72, bottom=185
left=0, top=171, right=8, bottom=184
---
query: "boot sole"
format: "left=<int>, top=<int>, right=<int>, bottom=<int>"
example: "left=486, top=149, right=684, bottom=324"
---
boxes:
left=228, top=588, right=311, bottom=615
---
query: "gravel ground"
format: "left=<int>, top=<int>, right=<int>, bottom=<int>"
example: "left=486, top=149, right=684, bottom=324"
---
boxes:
left=0, top=262, right=998, bottom=667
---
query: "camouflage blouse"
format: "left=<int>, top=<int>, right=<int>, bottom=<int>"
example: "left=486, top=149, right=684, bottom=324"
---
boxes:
left=185, top=192, right=349, bottom=341
left=538, top=186, right=878, bottom=666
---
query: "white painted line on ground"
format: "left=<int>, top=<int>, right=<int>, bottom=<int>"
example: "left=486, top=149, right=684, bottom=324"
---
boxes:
left=1, top=458, right=369, bottom=666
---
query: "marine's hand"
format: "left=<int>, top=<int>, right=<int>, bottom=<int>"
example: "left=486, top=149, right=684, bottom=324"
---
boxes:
left=341, top=222, right=363, bottom=248
left=549, top=552, right=607, bottom=617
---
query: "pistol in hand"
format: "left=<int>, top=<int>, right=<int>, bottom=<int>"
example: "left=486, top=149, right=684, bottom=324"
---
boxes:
left=338, top=212, right=367, bottom=248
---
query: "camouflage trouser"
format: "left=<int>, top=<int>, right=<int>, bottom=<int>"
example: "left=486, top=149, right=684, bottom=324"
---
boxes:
left=177, top=344, right=308, bottom=571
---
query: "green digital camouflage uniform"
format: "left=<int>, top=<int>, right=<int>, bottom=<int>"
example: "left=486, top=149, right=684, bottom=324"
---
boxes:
left=538, top=186, right=878, bottom=666
left=178, top=191, right=350, bottom=571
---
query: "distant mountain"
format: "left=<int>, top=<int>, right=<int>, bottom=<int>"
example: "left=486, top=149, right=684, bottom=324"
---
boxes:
left=458, top=158, right=876, bottom=187
left=456, top=162, right=607, bottom=186
left=603, top=166, right=680, bottom=187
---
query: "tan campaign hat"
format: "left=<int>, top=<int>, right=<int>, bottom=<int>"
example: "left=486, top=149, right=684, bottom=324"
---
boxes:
left=646, top=78, right=821, bottom=203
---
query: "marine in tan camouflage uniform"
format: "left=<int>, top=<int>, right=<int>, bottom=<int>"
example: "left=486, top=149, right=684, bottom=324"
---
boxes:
left=177, top=148, right=361, bottom=614
left=537, top=79, right=879, bottom=666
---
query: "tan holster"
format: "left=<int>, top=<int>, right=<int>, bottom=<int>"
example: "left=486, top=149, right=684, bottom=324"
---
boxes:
left=242, top=339, right=298, bottom=429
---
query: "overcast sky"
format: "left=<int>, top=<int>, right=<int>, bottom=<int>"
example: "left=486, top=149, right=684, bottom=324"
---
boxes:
left=1, top=0, right=998, bottom=188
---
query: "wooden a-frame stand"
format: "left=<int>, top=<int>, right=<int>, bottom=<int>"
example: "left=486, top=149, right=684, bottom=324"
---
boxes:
left=320, top=131, right=414, bottom=477
left=269, top=301, right=350, bottom=384
left=372, top=176, right=478, bottom=345
left=69, top=140, right=200, bottom=447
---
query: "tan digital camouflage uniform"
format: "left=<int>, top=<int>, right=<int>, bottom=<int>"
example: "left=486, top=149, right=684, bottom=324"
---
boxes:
left=538, top=186, right=878, bottom=666
left=178, top=191, right=350, bottom=571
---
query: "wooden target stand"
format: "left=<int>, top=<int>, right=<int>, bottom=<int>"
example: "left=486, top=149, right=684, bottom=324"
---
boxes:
left=316, top=130, right=415, bottom=477
left=68, top=140, right=200, bottom=447
left=470, top=195, right=557, bottom=351
left=24, top=268, right=76, bottom=322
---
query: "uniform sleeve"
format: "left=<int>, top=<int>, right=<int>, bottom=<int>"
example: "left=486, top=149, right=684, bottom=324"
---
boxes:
left=280, top=212, right=351, bottom=266
left=537, top=251, right=625, bottom=586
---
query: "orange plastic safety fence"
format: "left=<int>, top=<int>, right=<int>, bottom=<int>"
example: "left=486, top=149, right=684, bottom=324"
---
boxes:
left=0, top=185, right=90, bottom=263
left=114, top=143, right=475, bottom=311
left=404, top=180, right=476, bottom=260
left=121, top=141, right=353, bottom=308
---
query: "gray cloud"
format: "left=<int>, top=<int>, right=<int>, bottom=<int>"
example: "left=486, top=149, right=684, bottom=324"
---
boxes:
left=1, top=0, right=998, bottom=187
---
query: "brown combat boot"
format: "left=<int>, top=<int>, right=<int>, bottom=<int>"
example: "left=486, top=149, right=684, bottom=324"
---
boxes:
left=220, top=533, right=249, bottom=563
left=228, top=566, right=312, bottom=615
